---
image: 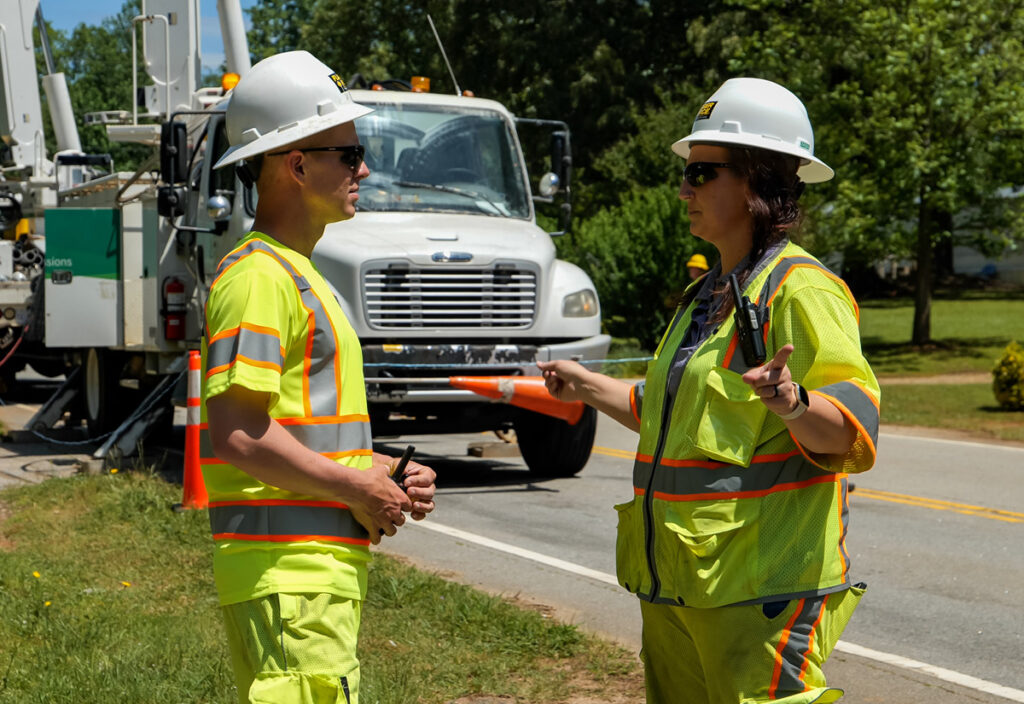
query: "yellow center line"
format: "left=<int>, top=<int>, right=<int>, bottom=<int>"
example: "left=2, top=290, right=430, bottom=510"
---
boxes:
left=851, top=487, right=1024, bottom=524
left=593, top=445, right=636, bottom=460
left=590, top=446, right=1022, bottom=524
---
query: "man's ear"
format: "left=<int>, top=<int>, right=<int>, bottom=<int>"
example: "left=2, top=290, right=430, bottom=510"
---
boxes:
left=283, top=151, right=306, bottom=185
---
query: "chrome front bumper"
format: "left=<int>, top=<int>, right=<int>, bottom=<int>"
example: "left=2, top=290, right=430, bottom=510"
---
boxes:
left=363, top=334, right=611, bottom=403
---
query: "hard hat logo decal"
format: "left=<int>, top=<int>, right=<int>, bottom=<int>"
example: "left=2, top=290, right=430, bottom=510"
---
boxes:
left=329, top=73, right=348, bottom=93
left=695, top=101, right=718, bottom=120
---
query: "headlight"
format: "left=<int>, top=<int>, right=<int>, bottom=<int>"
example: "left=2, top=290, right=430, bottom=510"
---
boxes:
left=562, top=289, right=598, bottom=317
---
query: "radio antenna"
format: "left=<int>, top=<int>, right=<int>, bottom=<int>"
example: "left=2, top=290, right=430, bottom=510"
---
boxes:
left=427, top=14, right=462, bottom=96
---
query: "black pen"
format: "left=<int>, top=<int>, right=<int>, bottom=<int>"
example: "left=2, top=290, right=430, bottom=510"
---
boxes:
left=391, top=445, right=415, bottom=487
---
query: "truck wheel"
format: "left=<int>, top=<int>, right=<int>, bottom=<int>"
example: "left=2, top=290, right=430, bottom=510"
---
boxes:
left=514, top=406, right=597, bottom=477
left=82, top=348, right=123, bottom=435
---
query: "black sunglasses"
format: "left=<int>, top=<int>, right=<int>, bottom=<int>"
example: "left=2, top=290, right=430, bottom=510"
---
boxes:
left=683, top=161, right=733, bottom=187
left=266, top=144, right=366, bottom=172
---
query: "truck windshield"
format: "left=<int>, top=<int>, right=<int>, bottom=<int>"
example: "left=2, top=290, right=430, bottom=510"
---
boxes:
left=355, top=104, right=531, bottom=219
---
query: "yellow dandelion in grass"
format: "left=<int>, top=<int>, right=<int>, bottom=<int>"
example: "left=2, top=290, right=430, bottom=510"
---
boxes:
left=32, top=571, right=40, bottom=579
left=44, top=601, right=51, bottom=607
left=120, top=581, right=132, bottom=588
left=110, top=468, right=119, bottom=474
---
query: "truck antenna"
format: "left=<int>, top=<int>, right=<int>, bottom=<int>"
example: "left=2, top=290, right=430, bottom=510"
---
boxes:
left=426, top=14, right=461, bottom=96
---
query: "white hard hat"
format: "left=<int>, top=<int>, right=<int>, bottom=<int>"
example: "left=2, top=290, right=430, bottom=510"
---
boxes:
left=671, top=77, right=833, bottom=183
left=214, top=51, right=373, bottom=170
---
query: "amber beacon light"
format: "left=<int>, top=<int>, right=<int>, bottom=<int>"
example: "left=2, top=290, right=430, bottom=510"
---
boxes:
left=221, top=72, right=241, bottom=92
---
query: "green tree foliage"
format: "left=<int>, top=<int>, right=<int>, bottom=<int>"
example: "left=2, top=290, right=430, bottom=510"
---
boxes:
left=239, top=0, right=1023, bottom=347
left=559, top=184, right=711, bottom=348
left=247, top=0, right=318, bottom=63
left=25, top=0, right=1024, bottom=347
left=653, top=0, right=1024, bottom=345
left=36, top=0, right=150, bottom=170
left=243, top=0, right=715, bottom=186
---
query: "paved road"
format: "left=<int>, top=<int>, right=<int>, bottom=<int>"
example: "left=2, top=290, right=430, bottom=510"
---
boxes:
left=3, top=383, right=1022, bottom=703
left=375, top=415, right=1024, bottom=703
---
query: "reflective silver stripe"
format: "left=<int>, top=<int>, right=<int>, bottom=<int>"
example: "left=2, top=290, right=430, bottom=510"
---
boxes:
left=209, top=503, right=368, bottom=542
left=285, top=420, right=372, bottom=454
left=837, top=475, right=852, bottom=574
left=632, top=453, right=836, bottom=498
left=818, top=380, right=879, bottom=445
left=207, top=326, right=284, bottom=372
left=726, top=337, right=757, bottom=373
left=211, top=238, right=341, bottom=417
left=773, top=595, right=828, bottom=694
left=198, top=418, right=371, bottom=459
left=754, top=255, right=825, bottom=308
left=632, top=455, right=654, bottom=488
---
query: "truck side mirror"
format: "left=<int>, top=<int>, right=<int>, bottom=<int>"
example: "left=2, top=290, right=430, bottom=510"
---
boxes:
left=551, top=131, right=571, bottom=186
left=157, top=185, right=186, bottom=218
left=160, top=121, right=188, bottom=185
left=551, top=133, right=565, bottom=179
left=551, top=131, right=572, bottom=233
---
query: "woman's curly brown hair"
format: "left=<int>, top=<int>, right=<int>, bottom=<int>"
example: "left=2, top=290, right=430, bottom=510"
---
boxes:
left=708, top=147, right=805, bottom=324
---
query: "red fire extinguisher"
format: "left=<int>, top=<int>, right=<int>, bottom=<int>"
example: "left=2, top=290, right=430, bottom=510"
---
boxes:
left=163, top=277, right=187, bottom=341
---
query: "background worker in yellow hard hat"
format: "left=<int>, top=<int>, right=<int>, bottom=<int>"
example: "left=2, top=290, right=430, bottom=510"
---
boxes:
left=685, top=252, right=709, bottom=280
left=538, top=77, right=879, bottom=703
left=201, top=50, right=436, bottom=704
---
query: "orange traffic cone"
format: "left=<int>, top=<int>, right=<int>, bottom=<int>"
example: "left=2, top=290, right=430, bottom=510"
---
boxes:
left=178, top=350, right=208, bottom=510
left=449, top=376, right=585, bottom=425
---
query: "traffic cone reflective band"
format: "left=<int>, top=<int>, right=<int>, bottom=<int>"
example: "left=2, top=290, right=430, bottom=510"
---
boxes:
left=180, top=350, right=208, bottom=509
left=449, top=376, right=585, bottom=425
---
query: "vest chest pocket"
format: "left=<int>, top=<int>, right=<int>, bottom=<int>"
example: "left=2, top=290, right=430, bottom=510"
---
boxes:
left=695, top=366, right=768, bottom=467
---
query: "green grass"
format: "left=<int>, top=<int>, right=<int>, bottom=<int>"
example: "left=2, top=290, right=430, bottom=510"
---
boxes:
left=0, top=472, right=641, bottom=704
left=860, top=296, right=1024, bottom=376
left=881, top=383, right=1024, bottom=443
left=603, top=296, right=1024, bottom=379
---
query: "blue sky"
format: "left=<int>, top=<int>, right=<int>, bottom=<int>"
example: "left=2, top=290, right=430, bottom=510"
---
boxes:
left=40, top=0, right=259, bottom=74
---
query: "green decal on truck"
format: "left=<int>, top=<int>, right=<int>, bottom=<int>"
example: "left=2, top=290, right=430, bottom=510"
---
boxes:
left=44, top=208, right=121, bottom=280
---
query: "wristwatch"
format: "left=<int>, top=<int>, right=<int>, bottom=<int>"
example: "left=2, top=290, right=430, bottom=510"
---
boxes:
left=777, top=382, right=810, bottom=421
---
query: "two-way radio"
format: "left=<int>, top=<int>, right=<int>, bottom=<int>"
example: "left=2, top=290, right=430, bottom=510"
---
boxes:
left=729, top=273, right=767, bottom=367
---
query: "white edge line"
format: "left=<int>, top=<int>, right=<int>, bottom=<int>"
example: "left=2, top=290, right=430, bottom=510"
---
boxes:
left=833, top=641, right=1024, bottom=702
left=415, top=520, right=619, bottom=586
left=879, top=431, right=1024, bottom=453
left=414, top=520, right=1024, bottom=703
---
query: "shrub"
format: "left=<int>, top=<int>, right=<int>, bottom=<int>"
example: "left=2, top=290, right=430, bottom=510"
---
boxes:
left=992, top=341, right=1024, bottom=410
left=557, top=183, right=711, bottom=348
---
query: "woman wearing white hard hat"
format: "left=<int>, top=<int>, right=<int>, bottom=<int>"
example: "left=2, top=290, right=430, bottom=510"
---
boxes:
left=539, top=78, right=879, bottom=703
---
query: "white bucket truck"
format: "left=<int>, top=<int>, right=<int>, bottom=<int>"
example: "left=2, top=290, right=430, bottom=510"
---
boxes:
left=2, top=0, right=610, bottom=475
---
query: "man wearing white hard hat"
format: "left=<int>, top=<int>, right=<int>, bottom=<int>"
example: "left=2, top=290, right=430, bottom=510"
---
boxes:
left=539, top=77, right=879, bottom=702
left=200, top=50, right=436, bottom=704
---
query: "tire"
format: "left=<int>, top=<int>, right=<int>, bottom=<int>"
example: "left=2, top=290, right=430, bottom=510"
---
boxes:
left=82, top=348, right=130, bottom=435
left=514, top=405, right=597, bottom=477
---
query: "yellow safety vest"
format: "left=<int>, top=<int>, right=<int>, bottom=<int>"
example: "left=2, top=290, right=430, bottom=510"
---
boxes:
left=200, top=232, right=372, bottom=606
left=618, top=241, right=880, bottom=608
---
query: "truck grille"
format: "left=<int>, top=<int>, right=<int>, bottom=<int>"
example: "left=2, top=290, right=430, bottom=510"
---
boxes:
left=364, top=264, right=537, bottom=329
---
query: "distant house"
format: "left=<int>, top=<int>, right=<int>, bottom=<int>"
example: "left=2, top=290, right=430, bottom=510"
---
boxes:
left=953, top=246, right=1024, bottom=284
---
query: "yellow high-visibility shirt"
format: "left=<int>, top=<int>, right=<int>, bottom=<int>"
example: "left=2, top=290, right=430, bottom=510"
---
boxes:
left=201, top=232, right=372, bottom=606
